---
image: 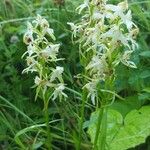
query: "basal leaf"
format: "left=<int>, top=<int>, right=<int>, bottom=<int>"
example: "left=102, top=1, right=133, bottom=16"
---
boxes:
left=88, top=106, right=150, bottom=150
left=87, top=109, right=123, bottom=148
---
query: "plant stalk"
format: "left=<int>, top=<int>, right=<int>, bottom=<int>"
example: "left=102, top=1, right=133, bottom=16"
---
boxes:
left=44, top=102, right=52, bottom=150
left=93, top=107, right=107, bottom=150
left=98, top=107, right=107, bottom=150
left=93, top=107, right=104, bottom=150
left=77, top=90, right=87, bottom=150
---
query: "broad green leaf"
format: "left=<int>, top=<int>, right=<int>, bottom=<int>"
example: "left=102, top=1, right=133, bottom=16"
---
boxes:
left=88, top=106, right=150, bottom=150
left=87, top=109, right=123, bottom=148
left=110, top=95, right=141, bottom=117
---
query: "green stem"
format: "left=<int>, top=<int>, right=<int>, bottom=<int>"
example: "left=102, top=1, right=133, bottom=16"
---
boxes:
left=77, top=90, right=87, bottom=150
left=44, top=103, right=52, bottom=150
left=93, top=107, right=104, bottom=150
left=98, top=107, right=107, bottom=150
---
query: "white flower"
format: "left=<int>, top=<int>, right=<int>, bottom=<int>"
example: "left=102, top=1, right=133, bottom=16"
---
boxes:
left=34, top=76, right=42, bottom=85
left=82, top=27, right=95, bottom=46
left=121, top=50, right=137, bottom=68
left=34, top=76, right=49, bottom=87
left=92, top=11, right=102, bottom=20
left=50, top=44, right=60, bottom=52
left=105, top=1, right=133, bottom=31
left=28, top=44, right=36, bottom=56
left=41, top=44, right=60, bottom=61
left=67, top=22, right=77, bottom=31
left=67, top=22, right=83, bottom=38
left=32, top=15, right=56, bottom=40
left=27, top=22, right=33, bottom=31
left=50, top=66, right=64, bottom=82
left=26, top=56, right=36, bottom=66
left=76, top=0, right=89, bottom=14
left=33, top=14, right=49, bottom=28
left=118, top=0, right=128, bottom=12
left=105, top=4, right=119, bottom=13
left=120, top=10, right=134, bottom=31
left=42, top=27, right=56, bottom=40
left=23, top=22, right=34, bottom=45
left=86, top=55, right=101, bottom=70
left=52, top=84, right=67, bottom=101
left=23, top=30, right=33, bottom=45
left=106, top=0, right=128, bottom=14
left=101, top=25, right=129, bottom=47
left=129, top=28, right=139, bottom=39
left=86, top=55, right=108, bottom=78
left=105, top=1, right=128, bottom=23
left=83, top=81, right=98, bottom=105
left=22, top=56, right=38, bottom=73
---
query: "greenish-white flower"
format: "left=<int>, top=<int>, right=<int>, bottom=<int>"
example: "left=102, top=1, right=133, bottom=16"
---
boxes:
left=76, top=0, right=89, bottom=14
left=52, top=83, right=68, bottom=101
left=50, top=66, right=64, bottom=82
left=86, top=55, right=108, bottom=79
left=121, top=50, right=137, bottom=68
left=83, top=81, right=98, bottom=105
left=40, top=44, right=60, bottom=61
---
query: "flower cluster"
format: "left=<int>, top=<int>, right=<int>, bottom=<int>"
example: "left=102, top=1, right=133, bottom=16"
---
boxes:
left=68, top=0, right=138, bottom=105
left=22, top=15, right=67, bottom=101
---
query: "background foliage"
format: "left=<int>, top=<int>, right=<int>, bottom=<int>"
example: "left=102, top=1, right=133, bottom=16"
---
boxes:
left=0, top=0, right=150, bottom=149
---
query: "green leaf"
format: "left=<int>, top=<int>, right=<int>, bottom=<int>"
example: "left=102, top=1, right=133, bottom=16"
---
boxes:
left=139, top=51, right=150, bottom=57
left=143, top=87, right=150, bottom=93
left=110, top=95, right=141, bottom=117
left=140, top=70, right=150, bottom=78
left=88, top=106, right=150, bottom=150
left=87, top=109, right=123, bottom=149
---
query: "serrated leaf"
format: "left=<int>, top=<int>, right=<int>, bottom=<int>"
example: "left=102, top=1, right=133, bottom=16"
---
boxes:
left=88, top=106, right=150, bottom=150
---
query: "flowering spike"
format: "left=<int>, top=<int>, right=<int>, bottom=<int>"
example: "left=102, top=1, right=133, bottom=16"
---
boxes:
left=68, top=0, right=138, bottom=105
left=22, top=15, right=67, bottom=102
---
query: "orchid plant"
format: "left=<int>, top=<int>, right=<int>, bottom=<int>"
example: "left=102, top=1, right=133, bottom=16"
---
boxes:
left=68, top=0, right=139, bottom=149
left=68, top=0, right=138, bottom=105
left=22, top=15, right=67, bottom=149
